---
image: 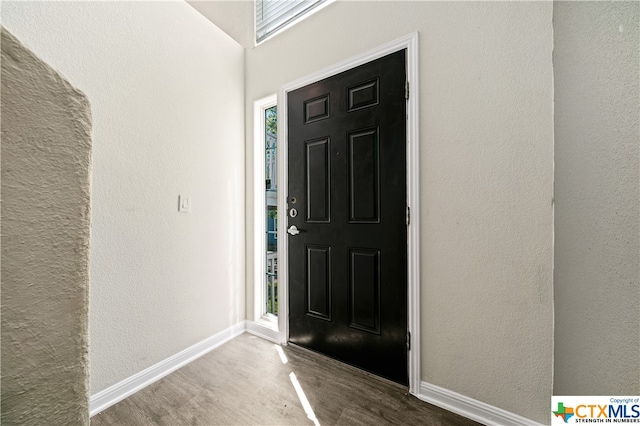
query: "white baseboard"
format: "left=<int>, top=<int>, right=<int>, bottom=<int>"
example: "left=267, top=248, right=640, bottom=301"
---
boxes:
left=90, top=325, right=544, bottom=426
left=245, top=320, right=282, bottom=344
left=90, top=321, right=246, bottom=417
left=418, top=382, right=545, bottom=426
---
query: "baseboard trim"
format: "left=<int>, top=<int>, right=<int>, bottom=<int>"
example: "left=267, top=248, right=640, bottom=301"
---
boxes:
left=90, top=321, right=246, bottom=417
left=418, top=382, right=545, bottom=426
left=90, top=325, right=545, bottom=425
left=245, top=320, right=282, bottom=344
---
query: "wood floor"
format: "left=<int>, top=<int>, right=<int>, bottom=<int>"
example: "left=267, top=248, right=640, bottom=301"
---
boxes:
left=91, top=333, right=481, bottom=426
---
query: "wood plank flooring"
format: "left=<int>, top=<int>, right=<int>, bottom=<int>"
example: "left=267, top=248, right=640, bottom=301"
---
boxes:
left=91, top=333, right=481, bottom=426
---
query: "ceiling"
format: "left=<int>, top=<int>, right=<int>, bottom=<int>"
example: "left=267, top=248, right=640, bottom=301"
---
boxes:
left=187, top=0, right=255, bottom=48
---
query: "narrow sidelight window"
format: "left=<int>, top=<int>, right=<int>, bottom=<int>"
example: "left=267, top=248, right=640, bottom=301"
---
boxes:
left=265, top=105, right=278, bottom=316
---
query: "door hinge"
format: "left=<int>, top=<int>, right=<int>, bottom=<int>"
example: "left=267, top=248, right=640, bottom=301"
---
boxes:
left=406, top=206, right=410, bottom=226
left=405, top=81, right=410, bottom=100
left=407, top=331, right=411, bottom=351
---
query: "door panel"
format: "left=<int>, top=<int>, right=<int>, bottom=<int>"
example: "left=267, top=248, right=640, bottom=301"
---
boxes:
left=305, top=138, right=331, bottom=223
left=348, top=128, right=380, bottom=222
left=307, top=245, right=331, bottom=320
left=348, top=248, right=380, bottom=333
left=288, top=50, right=407, bottom=385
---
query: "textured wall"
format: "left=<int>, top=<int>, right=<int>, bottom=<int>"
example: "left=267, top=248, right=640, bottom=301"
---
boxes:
left=554, top=1, right=640, bottom=395
left=245, top=2, right=554, bottom=423
left=1, top=28, right=92, bottom=425
left=2, top=2, right=246, bottom=394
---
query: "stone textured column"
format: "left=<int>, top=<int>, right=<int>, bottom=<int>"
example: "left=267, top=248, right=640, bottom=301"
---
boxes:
left=1, top=28, right=92, bottom=425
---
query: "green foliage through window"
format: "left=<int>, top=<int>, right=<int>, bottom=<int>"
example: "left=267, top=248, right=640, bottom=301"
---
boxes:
left=266, top=107, right=277, bottom=136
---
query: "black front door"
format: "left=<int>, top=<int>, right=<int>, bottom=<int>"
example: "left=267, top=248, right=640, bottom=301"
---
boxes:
left=287, top=50, right=408, bottom=385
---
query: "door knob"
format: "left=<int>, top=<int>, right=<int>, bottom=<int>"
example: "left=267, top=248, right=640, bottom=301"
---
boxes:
left=287, top=225, right=301, bottom=236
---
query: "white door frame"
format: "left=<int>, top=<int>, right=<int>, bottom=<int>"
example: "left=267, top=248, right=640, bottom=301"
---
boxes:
left=277, top=32, right=421, bottom=395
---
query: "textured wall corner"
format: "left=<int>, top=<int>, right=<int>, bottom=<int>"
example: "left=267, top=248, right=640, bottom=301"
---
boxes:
left=3, top=3, right=246, bottom=394
left=1, top=28, right=92, bottom=425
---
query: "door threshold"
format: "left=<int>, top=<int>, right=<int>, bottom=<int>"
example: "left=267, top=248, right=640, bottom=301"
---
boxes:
left=286, top=342, right=409, bottom=391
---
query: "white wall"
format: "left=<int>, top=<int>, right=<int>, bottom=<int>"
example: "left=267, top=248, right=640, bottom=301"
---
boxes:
left=2, top=1, right=246, bottom=394
left=553, top=1, right=640, bottom=395
left=245, top=2, right=554, bottom=423
left=1, top=28, right=92, bottom=425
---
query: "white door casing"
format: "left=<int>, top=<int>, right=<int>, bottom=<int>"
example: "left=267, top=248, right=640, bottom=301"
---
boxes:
left=277, top=33, right=421, bottom=394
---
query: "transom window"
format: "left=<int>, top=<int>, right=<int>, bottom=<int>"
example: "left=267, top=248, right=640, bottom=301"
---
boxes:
left=256, top=0, right=330, bottom=44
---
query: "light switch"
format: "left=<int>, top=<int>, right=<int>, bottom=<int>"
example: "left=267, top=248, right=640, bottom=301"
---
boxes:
left=178, top=195, right=191, bottom=213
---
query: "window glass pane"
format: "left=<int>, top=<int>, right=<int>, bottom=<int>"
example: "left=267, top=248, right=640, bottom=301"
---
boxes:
left=265, top=106, right=278, bottom=316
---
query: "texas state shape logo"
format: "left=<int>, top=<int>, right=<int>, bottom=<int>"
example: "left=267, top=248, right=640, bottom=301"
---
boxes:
left=553, top=402, right=575, bottom=423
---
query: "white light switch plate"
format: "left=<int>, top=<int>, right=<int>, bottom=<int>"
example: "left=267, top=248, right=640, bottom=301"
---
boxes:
left=178, top=195, right=191, bottom=212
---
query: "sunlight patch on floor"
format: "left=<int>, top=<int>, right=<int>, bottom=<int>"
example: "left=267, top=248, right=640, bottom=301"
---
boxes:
left=275, top=344, right=288, bottom=364
left=289, top=372, right=321, bottom=426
